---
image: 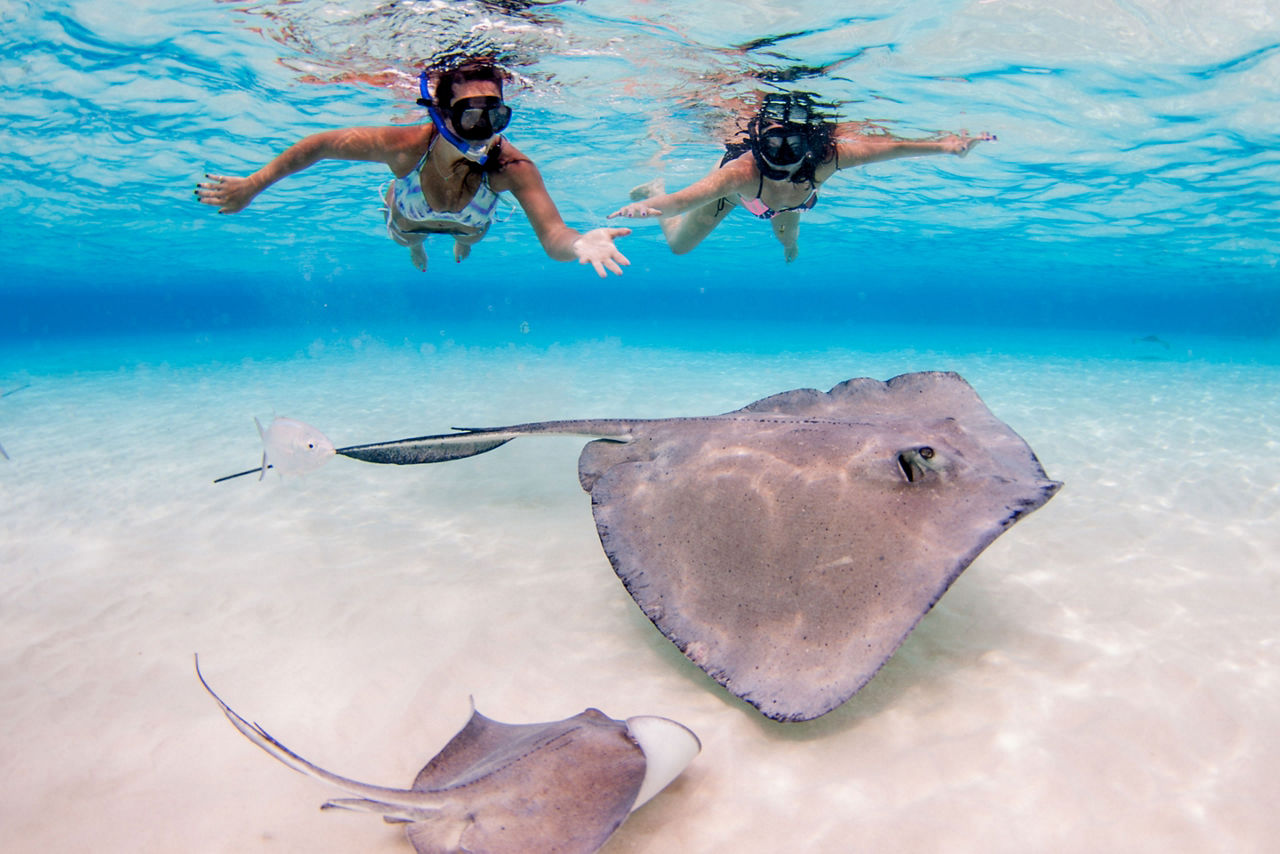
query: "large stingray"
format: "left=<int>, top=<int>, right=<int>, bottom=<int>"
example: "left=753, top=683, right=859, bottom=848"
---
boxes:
left=196, top=658, right=699, bottom=853
left=218, top=372, right=1061, bottom=721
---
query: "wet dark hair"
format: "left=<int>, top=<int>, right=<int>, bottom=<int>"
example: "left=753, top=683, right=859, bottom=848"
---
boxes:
left=432, top=62, right=507, bottom=110
left=730, top=92, right=837, bottom=185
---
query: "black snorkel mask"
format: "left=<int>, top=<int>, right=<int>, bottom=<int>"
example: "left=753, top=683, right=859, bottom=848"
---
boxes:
left=749, top=92, right=826, bottom=182
left=757, top=126, right=810, bottom=173
left=417, top=71, right=512, bottom=164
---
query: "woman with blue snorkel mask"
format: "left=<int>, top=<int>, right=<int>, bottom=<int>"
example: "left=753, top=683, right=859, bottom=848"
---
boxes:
left=197, top=61, right=631, bottom=276
left=609, top=92, right=993, bottom=262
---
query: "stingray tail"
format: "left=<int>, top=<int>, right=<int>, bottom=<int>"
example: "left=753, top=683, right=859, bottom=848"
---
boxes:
left=335, top=419, right=640, bottom=467
left=0, top=383, right=31, bottom=398
left=322, top=798, right=443, bottom=824
left=193, top=655, right=447, bottom=812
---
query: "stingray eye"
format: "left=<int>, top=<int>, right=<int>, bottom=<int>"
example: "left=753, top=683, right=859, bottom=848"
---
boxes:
left=307, top=442, right=315, bottom=449
left=897, top=447, right=939, bottom=484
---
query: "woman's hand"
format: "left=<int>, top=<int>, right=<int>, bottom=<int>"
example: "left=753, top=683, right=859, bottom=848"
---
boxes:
left=194, top=174, right=262, bottom=214
left=607, top=201, right=663, bottom=219
left=572, top=227, right=632, bottom=277
left=940, top=131, right=997, bottom=157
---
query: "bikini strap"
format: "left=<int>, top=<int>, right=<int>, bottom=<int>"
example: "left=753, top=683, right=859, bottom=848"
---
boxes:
left=412, top=136, right=434, bottom=173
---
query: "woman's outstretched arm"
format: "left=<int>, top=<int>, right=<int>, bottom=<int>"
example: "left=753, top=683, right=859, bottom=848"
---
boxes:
left=831, top=125, right=995, bottom=170
left=608, top=153, right=755, bottom=220
left=498, top=153, right=632, bottom=277
left=195, top=126, right=420, bottom=213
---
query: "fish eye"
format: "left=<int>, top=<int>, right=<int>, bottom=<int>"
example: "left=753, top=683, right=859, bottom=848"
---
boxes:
left=897, top=446, right=940, bottom=484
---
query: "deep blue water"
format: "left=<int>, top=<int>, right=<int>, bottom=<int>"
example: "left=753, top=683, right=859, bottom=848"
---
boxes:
left=2, top=0, right=1278, bottom=351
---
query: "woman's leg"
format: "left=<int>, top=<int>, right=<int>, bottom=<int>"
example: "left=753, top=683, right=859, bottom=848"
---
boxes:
left=384, top=189, right=429, bottom=271
left=770, top=210, right=801, bottom=262
left=452, top=224, right=489, bottom=263
left=628, top=177, right=734, bottom=255
left=662, top=197, right=735, bottom=254
left=387, top=219, right=429, bottom=271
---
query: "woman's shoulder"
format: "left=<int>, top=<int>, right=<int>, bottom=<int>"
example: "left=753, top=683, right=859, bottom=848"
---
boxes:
left=494, top=137, right=533, bottom=166
left=488, top=139, right=539, bottom=188
left=373, top=124, right=431, bottom=175
left=381, top=123, right=433, bottom=153
left=716, top=149, right=760, bottom=186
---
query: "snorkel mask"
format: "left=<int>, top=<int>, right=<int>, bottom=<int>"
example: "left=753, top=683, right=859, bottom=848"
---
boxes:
left=757, top=126, right=810, bottom=172
left=749, top=93, right=827, bottom=181
left=417, top=71, right=512, bottom=164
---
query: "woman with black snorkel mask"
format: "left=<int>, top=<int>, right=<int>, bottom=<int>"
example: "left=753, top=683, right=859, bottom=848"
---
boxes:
left=197, top=61, right=631, bottom=276
left=609, top=92, right=993, bottom=262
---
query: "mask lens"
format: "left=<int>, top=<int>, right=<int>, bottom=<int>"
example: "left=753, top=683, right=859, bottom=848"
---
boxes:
left=450, top=97, right=512, bottom=141
left=760, top=129, right=807, bottom=165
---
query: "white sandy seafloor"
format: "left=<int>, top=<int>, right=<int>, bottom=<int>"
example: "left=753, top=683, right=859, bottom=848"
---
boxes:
left=0, top=328, right=1277, bottom=853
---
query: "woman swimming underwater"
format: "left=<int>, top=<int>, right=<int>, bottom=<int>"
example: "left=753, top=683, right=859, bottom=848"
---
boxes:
left=197, top=61, right=631, bottom=276
left=609, top=92, right=993, bottom=262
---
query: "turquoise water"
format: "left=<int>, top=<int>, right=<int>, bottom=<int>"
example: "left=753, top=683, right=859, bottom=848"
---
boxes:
left=3, top=0, right=1278, bottom=343
left=2, top=2, right=1279, bottom=853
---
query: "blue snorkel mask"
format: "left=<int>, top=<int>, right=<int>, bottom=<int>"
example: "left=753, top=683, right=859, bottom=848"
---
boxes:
left=417, top=71, right=511, bottom=165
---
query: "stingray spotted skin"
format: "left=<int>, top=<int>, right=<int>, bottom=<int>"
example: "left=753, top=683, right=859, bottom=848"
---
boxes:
left=196, top=659, right=698, bottom=853
left=261, top=372, right=1061, bottom=721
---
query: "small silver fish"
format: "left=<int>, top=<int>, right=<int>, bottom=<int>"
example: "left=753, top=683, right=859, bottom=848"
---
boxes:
left=254, top=416, right=336, bottom=479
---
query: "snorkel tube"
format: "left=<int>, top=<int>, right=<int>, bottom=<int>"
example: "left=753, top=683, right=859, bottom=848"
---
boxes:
left=417, top=71, right=492, bottom=165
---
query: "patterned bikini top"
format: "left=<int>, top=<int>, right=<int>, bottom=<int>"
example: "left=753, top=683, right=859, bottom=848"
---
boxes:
left=387, top=141, right=503, bottom=230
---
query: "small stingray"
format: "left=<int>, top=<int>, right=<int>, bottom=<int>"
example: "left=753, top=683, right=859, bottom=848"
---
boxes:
left=215, top=416, right=336, bottom=482
left=1132, top=334, right=1171, bottom=350
left=196, top=657, right=699, bottom=854
left=216, top=372, right=1061, bottom=720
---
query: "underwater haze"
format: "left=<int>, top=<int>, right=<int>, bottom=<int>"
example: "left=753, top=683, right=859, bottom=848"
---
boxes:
left=1, top=2, right=1279, bottom=853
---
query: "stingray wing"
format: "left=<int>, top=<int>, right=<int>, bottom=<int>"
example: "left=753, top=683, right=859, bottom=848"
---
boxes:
left=405, top=708, right=646, bottom=854
left=579, top=372, right=1060, bottom=721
